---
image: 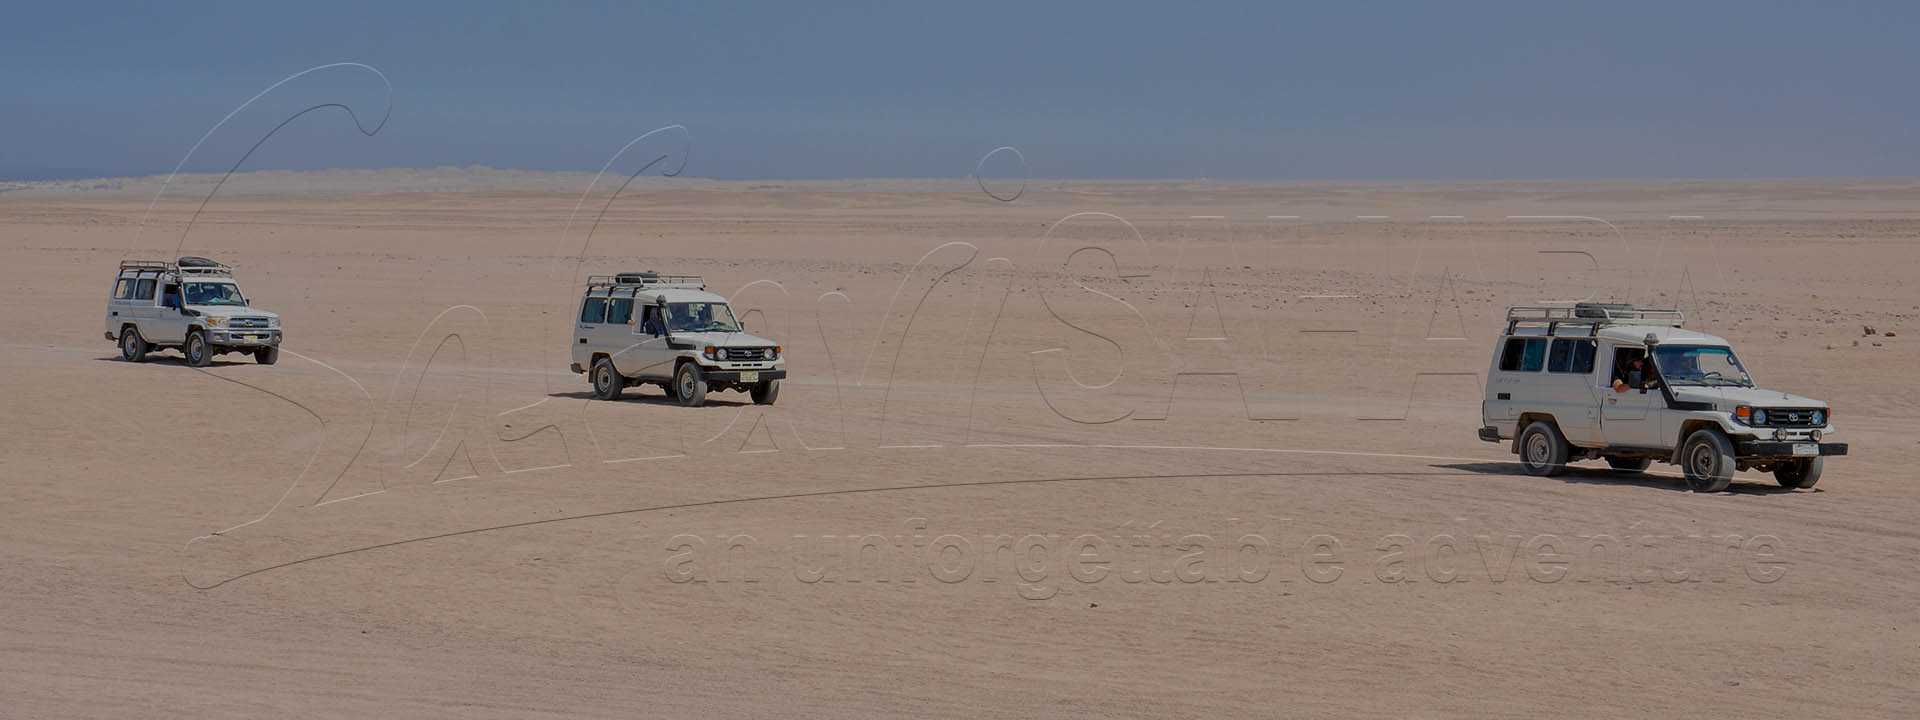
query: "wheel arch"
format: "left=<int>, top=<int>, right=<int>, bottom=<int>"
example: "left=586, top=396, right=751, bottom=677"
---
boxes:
left=1671, top=419, right=1724, bottom=464
left=1511, top=412, right=1560, bottom=454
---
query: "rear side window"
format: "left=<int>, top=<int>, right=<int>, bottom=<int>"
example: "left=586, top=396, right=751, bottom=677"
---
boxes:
left=580, top=297, right=607, bottom=323
left=135, top=279, right=156, bottom=300
left=1499, top=337, right=1547, bottom=372
left=607, top=297, right=634, bottom=325
left=1548, top=338, right=1596, bottom=374
left=114, top=279, right=132, bottom=299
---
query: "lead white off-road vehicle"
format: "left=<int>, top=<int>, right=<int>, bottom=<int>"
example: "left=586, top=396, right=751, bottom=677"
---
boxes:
left=569, top=272, right=786, bottom=407
left=106, top=257, right=282, bottom=366
left=1479, top=304, right=1846, bottom=492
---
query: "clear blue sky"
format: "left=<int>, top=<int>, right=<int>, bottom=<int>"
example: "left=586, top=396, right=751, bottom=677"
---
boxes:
left=4, top=1, right=1918, bottom=180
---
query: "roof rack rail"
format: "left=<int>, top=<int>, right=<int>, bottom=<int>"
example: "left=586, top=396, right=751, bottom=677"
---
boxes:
left=585, top=271, right=706, bottom=291
left=118, top=260, right=170, bottom=272
left=117, top=257, right=235, bottom=276
left=1506, top=303, right=1684, bottom=336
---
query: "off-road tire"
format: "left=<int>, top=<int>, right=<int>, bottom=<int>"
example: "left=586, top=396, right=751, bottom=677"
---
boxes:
left=751, top=378, right=781, bottom=405
left=1774, top=457, right=1823, bottom=489
left=254, top=346, right=279, bottom=365
left=1518, top=421, right=1571, bottom=476
left=1681, top=428, right=1736, bottom=493
left=591, top=357, right=624, bottom=401
left=119, top=326, right=149, bottom=363
left=1605, top=456, right=1652, bottom=473
left=675, top=362, right=707, bottom=407
left=185, top=330, right=214, bottom=367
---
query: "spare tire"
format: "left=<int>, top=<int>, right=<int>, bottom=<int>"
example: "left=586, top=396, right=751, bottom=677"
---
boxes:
left=177, top=256, right=221, bottom=267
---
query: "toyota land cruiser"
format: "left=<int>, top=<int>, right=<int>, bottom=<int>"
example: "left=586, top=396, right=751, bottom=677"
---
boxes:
left=1478, top=303, right=1845, bottom=492
left=106, top=257, right=282, bottom=366
left=569, top=272, right=786, bottom=407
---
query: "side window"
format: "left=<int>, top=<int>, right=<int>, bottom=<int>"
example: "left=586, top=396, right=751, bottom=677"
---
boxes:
left=114, top=279, right=132, bottom=299
left=579, top=297, right=607, bottom=324
left=1499, top=337, right=1547, bottom=372
left=607, top=297, right=634, bottom=325
left=1548, top=338, right=1596, bottom=374
left=134, top=279, right=156, bottom=300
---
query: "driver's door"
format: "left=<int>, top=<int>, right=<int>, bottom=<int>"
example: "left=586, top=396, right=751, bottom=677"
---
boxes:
left=152, top=282, right=191, bottom=344
left=628, top=303, right=680, bottom=380
left=1599, top=342, right=1662, bottom=447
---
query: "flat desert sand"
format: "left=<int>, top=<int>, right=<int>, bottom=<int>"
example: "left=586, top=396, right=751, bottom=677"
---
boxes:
left=3, top=172, right=1918, bottom=717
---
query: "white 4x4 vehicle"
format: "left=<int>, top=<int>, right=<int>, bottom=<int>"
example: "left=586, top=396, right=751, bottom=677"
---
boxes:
left=1479, top=304, right=1846, bottom=492
left=569, top=272, right=786, bottom=407
left=106, top=257, right=282, bottom=366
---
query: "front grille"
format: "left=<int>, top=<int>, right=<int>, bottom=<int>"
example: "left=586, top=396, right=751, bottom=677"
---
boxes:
left=723, top=347, right=774, bottom=361
left=229, top=317, right=271, bottom=329
left=1758, top=408, right=1823, bottom=427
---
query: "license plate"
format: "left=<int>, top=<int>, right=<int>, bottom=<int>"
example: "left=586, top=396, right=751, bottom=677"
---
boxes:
left=739, top=372, right=758, bottom=383
left=1792, top=443, right=1818, bottom=456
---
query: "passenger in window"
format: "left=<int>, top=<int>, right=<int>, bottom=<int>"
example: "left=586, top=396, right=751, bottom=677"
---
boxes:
left=1612, top=355, right=1659, bottom=393
left=641, top=307, right=664, bottom=336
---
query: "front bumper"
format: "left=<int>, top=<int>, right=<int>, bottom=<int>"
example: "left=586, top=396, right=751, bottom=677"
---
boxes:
left=703, top=368, right=787, bottom=383
left=208, top=329, right=281, bottom=347
left=1735, top=440, right=1849, bottom=458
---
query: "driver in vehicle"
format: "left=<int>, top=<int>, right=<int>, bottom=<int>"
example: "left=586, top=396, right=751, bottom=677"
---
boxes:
left=1613, top=354, right=1659, bottom=393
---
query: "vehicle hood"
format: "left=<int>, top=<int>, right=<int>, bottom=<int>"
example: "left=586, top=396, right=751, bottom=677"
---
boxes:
left=188, top=305, right=278, bottom=320
left=671, top=330, right=779, bottom=348
left=1669, top=385, right=1825, bottom=410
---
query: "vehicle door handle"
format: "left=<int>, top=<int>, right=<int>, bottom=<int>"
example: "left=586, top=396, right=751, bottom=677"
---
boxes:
left=579, top=338, right=587, bottom=344
left=1496, top=393, right=1511, bottom=400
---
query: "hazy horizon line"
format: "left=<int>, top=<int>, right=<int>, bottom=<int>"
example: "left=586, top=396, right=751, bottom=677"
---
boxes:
left=10, top=165, right=1920, bottom=186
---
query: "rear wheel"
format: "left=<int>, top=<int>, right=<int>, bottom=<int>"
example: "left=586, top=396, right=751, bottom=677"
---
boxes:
left=591, top=357, right=624, bottom=401
left=119, top=326, right=149, bottom=362
left=1605, top=456, right=1652, bottom=473
left=1517, top=421, right=1570, bottom=476
left=254, top=346, right=279, bottom=365
left=185, top=330, right=213, bottom=367
left=1681, top=428, right=1735, bottom=492
left=751, top=378, right=781, bottom=405
left=675, top=363, right=707, bottom=407
left=1774, top=457, right=1822, bottom=489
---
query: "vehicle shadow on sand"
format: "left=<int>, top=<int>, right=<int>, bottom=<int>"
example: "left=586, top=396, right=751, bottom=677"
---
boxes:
left=94, top=355, right=259, bottom=368
left=547, top=389, right=756, bottom=407
left=1433, top=462, right=1814, bottom=496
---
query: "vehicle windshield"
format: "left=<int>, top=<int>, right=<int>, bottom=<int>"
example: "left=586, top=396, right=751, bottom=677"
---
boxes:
left=1652, top=345, right=1752, bottom=387
left=664, top=302, right=740, bottom=333
left=184, top=282, right=247, bottom=306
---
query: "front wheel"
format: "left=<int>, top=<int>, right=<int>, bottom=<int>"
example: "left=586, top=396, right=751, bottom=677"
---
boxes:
left=1681, top=428, right=1735, bottom=493
left=119, top=326, right=149, bottom=362
left=1774, top=457, right=1822, bottom=489
left=254, top=346, right=279, bottom=365
left=591, top=357, right=625, bottom=401
left=675, top=363, right=707, bottom=407
left=751, top=378, right=781, bottom=405
left=185, top=330, right=213, bottom=367
left=1517, top=421, right=1570, bottom=476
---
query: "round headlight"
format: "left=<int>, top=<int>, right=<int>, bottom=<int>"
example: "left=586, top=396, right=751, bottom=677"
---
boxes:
left=1812, top=409, right=1826, bottom=426
left=763, top=348, right=774, bottom=359
left=1750, top=409, right=1767, bottom=425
